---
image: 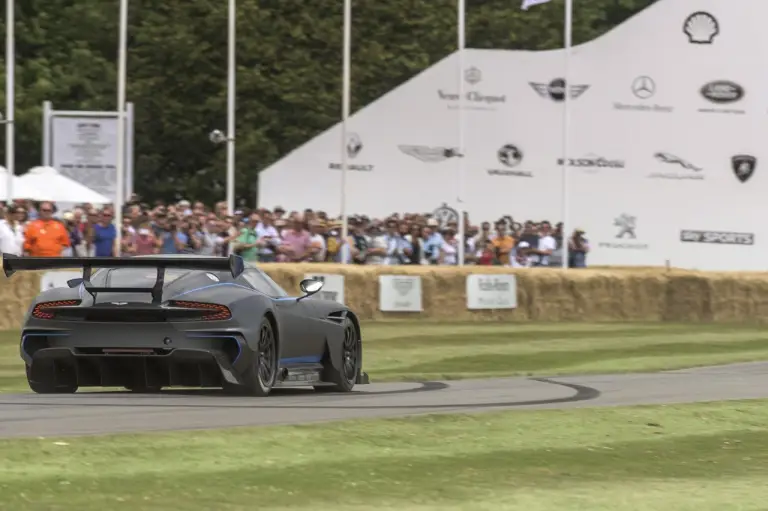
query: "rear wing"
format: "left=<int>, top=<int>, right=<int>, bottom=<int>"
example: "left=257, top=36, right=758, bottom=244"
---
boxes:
left=2, top=254, right=245, bottom=304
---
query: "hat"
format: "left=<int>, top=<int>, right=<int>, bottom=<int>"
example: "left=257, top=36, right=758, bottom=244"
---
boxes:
left=518, top=241, right=530, bottom=249
left=274, top=205, right=285, bottom=213
left=178, top=200, right=191, bottom=208
left=426, top=218, right=439, bottom=227
left=62, top=211, right=74, bottom=221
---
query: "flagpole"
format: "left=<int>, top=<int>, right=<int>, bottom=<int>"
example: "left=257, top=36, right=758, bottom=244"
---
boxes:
left=226, top=0, right=236, bottom=215
left=457, top=0, right=466, bottom=266
left=340, top=0, right=352, bottom=264
left=560, top=0, right=573, bottom=269
left=115, top=0, right=128, bottom=256
left=5, top=0, right=14, bottom=204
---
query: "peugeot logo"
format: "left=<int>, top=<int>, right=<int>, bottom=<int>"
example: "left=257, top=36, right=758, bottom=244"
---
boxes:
left=631, top=76, right=655, bottom=99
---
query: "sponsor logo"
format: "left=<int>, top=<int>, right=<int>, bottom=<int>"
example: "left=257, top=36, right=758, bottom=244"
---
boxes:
left=614, top=76, right=673, bottom=113
left=399, top=145, right=461, bottom=162
left=529, top=78, right=589, bottom=102
left=433, top=203, right=459, bottom=229
left=328, top=133, right=374, bottom=171
left=649, top=152, right=704, bottom=180
left=683, top=12, right=719, bottom=44
left=477, top=276, right=512, bottom=292
left=698, top=81, right=745, bottom=114
left=392, top=278, right=414, bottom=296
left=680, top=230, right=754, bottom=245
left=732, top=154, right=756, bottom=183
left=557, top=154, right=625, bottom=172
left=436, top=67, right=506, bottom=111
left=598, top=214, right=649, bottom=250
left=487, top=144, right=533, bottom=177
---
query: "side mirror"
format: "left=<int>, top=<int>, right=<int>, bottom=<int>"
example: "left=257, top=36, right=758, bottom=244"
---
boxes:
left=67, top=278, right=83, bottom=288
left=297, top=278, right=323, bottom=301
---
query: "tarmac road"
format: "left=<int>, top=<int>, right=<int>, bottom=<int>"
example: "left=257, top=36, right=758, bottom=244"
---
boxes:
left=1, top=361, right=767, bottom=438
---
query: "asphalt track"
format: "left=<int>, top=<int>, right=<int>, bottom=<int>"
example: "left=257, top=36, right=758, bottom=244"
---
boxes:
left=1, top=361, right=768, bottom=438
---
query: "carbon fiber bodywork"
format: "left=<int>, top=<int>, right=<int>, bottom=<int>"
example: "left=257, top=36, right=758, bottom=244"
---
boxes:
left=8, top=255, right=368, bottom=394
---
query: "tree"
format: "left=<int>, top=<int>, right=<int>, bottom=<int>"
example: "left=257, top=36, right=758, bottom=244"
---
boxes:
left=0, top=0, right=658, bottom=205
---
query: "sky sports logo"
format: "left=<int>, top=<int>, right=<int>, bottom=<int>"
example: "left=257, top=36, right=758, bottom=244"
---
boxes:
left=680, top=230, right=755, bottom=245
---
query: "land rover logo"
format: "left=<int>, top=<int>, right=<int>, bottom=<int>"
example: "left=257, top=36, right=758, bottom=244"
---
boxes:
left=700, top=81, right=744, bottom=104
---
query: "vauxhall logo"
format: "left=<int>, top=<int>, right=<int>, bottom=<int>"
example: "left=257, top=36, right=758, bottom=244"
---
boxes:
left=437, top=67, right=507, bottom=110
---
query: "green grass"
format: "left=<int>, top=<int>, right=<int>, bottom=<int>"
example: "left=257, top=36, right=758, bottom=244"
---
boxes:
left=4, top=322, right=768, bottom=391
left=2, top=399, right=768, bottom=510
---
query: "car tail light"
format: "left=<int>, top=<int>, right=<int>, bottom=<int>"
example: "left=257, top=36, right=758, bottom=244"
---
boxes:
left=32, top=300, right=81, bottom=320
left=168, top=301, right=232, bottom=321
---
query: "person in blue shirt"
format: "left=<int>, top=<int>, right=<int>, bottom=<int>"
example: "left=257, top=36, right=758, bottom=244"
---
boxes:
left=92, top=209, right=117, bottom=257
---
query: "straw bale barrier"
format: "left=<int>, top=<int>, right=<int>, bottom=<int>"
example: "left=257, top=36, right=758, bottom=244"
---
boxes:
left=1, top=264, right=767, bottom=330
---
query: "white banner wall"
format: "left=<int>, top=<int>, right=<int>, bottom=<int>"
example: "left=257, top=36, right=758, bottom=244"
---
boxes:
left=259, top=0, right=768, bottom=271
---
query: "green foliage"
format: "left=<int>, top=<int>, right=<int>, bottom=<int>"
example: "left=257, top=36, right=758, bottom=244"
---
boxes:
left=0, top=0, right=657, bottom=205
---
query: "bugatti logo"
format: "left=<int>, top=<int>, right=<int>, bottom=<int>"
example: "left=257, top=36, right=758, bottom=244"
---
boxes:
left=684, top=11, right=719, bottom=44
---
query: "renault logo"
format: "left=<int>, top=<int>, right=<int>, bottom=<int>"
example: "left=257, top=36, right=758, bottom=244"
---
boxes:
left=631, top=76, right=655, bottom=99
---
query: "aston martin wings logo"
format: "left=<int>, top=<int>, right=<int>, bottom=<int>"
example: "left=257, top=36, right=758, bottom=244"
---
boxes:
left=654, top=152, right=702, bottom=171
left=111, top=302, right=128, bottom=306
left=398, top=145, right=459, bottom=162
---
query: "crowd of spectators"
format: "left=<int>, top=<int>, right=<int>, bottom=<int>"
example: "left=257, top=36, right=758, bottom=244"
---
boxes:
left=0, top=197, right=590, bottom=268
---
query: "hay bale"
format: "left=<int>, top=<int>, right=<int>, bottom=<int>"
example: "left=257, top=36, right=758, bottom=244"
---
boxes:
left=1, top=265, right=767, bottom=326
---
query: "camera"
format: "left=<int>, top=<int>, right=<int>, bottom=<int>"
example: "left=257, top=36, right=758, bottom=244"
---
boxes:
left=209, top=129, right=228, bottom=145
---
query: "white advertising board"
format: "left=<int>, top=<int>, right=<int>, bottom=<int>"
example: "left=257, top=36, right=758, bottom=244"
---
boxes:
left=40, top=271, right=82, bottom=293
left=259, top=1, right=768, bottom=271
left=466, top=274, right=517, bottom=310
left=303, top=273, right=345, bottom=304
left=378, top=275, right=423, bottom=312
left=51, top=116, right=119, bottom=202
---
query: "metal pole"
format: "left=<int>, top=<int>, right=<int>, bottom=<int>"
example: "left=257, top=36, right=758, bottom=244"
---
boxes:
left=126, top=102, right=134, bottom=198
left=226, top=0, right=236, bottom=215
left=456, top=0, right=466, bottom=266
left=115, top=0, right=128, bottom=255
left=339, top=0, right=351, bottom=263
left=42, top=101, right=52, bottom=166
left=6, top=0, right=14, bottom=204
left=560, top=0, right=572, bottom=269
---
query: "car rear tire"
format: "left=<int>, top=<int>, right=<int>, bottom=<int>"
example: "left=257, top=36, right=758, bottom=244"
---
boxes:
left=314, top=317, right=360, bottom=393
left=226, top=317, right=277, bottom=397
left=26, top=366, right=78, bottom=394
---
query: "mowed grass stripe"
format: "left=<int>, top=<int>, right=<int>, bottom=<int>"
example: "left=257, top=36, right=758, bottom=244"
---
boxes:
left=2, top=322, right=768, bottom=389
left=2, top=401, right=768, bottom=510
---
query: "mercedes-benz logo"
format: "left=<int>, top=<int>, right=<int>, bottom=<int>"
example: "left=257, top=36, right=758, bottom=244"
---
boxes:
left=631, top=76, right=655, bottom=99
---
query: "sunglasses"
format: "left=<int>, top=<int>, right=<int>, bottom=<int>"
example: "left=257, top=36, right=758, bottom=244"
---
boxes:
left=40, top=209, right=52, bottom=213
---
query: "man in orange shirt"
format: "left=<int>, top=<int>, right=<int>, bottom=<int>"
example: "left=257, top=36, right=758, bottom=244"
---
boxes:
left=491, top=220, right=515, bottom=266
left=23, top=202, right=70, bottom=257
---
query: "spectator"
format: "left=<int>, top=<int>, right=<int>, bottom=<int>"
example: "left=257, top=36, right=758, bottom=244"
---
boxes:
left=440, top=227, right=459, bottom=265
left=404, top=224, right=423, bottom=265
left=568, top=228, right=590, bottom=268
left=532, top=221, right=557, bottom=267
left=232, top=219, right=259, bottom=262
left=491, top=221, right=515, bottom=266
left=422, top=219, right=444, bottom=265
left=279, top=217, right=311, bottom=262
left=347, top=219, right=369, bottom=264
left=134, top=223, right=160, bottom=255
left=255, top=211, right=280, bottom=262
left=307, top=220, right=327, bottom=262
left=23, top=202, right=70, bottom=257
left=92, top=208, right=117, bottom=257
left=0, top=204, right=25, bottom=256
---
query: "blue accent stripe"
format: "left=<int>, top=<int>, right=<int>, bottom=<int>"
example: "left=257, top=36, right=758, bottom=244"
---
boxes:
left=280, top=355, right=323, bottom=365
left=185, top=333, right=243, bottom=365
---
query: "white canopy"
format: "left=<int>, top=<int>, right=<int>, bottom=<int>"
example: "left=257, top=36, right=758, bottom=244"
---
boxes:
left=18, top=166, right=110, bottom=204
left=0, top=167, right=51, bottom=201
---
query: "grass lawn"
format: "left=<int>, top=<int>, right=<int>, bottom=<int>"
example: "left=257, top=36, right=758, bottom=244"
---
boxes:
left=1, top=399, right=768, bottom=510
left=3, top=321, right=768, bottom=392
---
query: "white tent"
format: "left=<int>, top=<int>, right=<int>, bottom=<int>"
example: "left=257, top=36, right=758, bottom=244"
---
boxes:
left=0, top=167, right=50, bottom=201
left=18, top=166, right=110, bottom=204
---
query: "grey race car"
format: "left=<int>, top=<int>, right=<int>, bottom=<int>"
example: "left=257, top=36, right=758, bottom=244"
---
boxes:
left=3, top=254, right=368, bottom=396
